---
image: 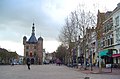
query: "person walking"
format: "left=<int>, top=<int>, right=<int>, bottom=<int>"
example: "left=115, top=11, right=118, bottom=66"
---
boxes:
left=26, top=58, right=31, bottom=70
left=10, top=59, right=13, bottom=66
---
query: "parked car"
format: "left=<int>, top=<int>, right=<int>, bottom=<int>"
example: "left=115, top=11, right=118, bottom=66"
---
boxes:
left=43, top=60, right=50, bottom=64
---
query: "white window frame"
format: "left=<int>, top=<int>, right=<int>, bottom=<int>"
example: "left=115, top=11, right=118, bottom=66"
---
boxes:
left=115, top=16, right=119, bottom=27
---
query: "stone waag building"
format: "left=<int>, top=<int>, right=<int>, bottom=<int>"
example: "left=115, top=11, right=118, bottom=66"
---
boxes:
left=23, top=23, right=43, bottom=64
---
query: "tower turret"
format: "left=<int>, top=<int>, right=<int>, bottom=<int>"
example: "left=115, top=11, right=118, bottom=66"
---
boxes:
left=23, top=36, right=27, bottom=45
left=38, top=37, right=43, bottom=41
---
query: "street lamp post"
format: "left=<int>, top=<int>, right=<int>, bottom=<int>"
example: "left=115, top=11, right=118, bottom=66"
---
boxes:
left=90, top=51, right=93, bottom=71
left=99, top=50, right=102, bottom=73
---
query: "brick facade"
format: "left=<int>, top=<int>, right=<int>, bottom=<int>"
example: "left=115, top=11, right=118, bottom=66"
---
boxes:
left=23, top=23, right=43, bottom=64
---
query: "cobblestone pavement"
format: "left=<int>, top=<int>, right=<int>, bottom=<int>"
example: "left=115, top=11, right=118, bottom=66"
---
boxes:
left=77, top=66, right=120, bottom=75
left=0, top=65, right=120, bottom=79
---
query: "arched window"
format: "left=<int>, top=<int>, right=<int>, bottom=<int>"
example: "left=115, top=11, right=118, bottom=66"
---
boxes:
left=26, top=46, right=29, bottom=49
left=34, top=46, right=36, bottom=49
left=34, top=52, right=37, bottom=56
left=26, top=51, right=28, bottom=56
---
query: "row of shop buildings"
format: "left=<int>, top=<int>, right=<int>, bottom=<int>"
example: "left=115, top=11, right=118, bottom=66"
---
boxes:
left=72, top=3, right=120, bottom=67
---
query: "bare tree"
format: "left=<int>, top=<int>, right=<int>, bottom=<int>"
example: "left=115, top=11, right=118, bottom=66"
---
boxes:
left=59, top=5, right=96, bottom=67
left=76, top=9, right=96, bottom=69
left=56, top=44, right=67, bottom=64
left=59, top=13, right=78, bottom=65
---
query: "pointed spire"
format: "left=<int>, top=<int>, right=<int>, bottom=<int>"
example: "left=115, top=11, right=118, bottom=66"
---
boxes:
left=28, top=23, right=37, bottom=44
left=32, top=23, right=35, bottom=35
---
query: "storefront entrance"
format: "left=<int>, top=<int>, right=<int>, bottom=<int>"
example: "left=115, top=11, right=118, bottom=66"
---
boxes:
left=31, top=58, right=34, bottom=64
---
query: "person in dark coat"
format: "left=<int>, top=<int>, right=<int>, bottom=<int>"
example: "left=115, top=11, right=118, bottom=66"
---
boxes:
left=26, top=58, right=31, bottom=70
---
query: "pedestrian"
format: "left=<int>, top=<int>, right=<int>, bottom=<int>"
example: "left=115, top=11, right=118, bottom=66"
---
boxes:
left=96, top=56, right=99, bottom=67
left=10, top=59, right=13, bottom=66
left=10, top=59, right=14, bottom=66
left=26, top=58, right=31, bottom=70
left=56, top=58, right=61, bottom=66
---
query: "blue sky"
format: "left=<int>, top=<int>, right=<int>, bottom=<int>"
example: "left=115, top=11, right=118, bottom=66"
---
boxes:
left=0, top=0, right=120, bottom=56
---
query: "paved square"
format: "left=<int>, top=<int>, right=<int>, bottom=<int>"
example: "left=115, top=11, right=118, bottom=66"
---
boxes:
left=0, top=65, right=120, bottom=79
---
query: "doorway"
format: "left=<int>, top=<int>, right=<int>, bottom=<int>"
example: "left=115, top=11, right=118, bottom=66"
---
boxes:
left=31, top=58, right=34, bottom=64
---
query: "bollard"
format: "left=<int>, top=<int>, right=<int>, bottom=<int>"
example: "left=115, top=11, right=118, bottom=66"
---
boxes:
left=84, top=77, right=90, bottom=79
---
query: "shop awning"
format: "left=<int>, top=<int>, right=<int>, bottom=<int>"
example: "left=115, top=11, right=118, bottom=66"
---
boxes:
left=112, top=54, right=120, bottom=57
left=99, top=50, right=109, bottom=57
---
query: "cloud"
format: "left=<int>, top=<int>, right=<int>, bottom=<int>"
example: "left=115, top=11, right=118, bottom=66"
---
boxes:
left=0, top=0, right=63, bottom=41
left=0, top=0, right=80, bottom=55
left=1, top=0, right=119, bottom=55
left=0, top=40, right=24, bottom=55
left=0, top=0, right=66, bottom=55
left=43, top=40, right=61, bottom=53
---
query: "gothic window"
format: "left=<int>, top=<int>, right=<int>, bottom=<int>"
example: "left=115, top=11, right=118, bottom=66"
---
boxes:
left=110, top=34, right=114, bottom=45
left=104, top=25, right=107, bottom=33
left=108, top=39, right=110, bottom=46
left=105, top=37, right=107, bottom=47
left=110, top=38, right=113, bottom=45
left=115, top=16, right=119, bottom=27
left=103, top=40, right=105, bottom=47
left=109, top=18, right=113, bottom=30
left=116, top=28, right=120, bottom=43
